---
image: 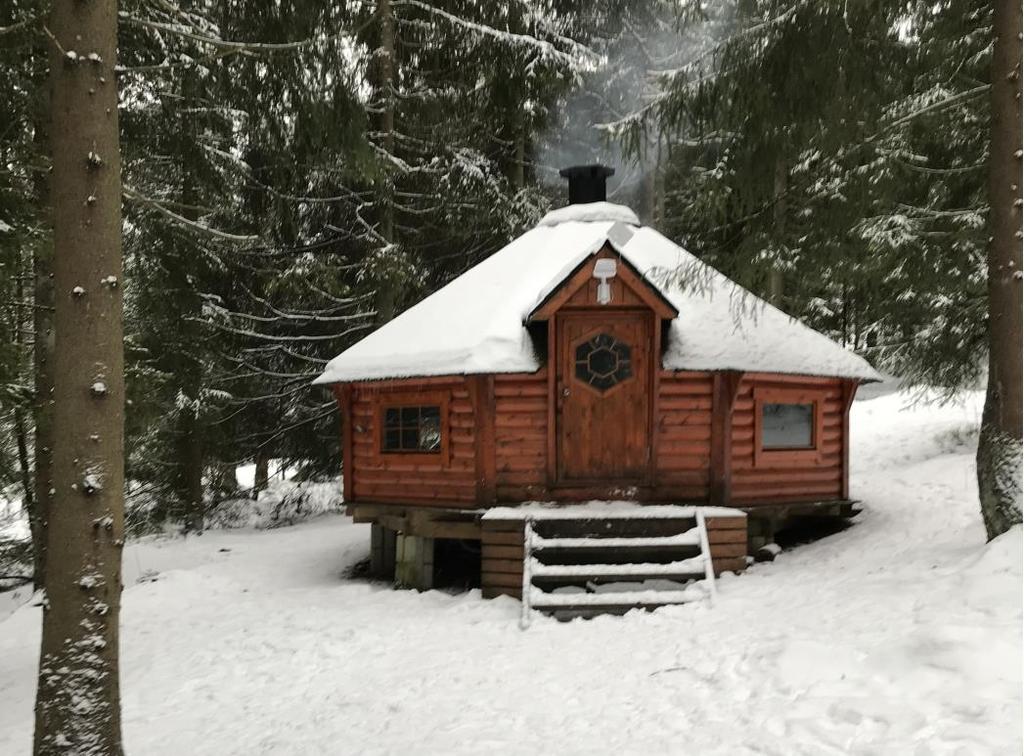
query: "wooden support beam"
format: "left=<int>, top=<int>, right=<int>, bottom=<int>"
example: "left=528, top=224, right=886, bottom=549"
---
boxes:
left=840, top=379, right=859, bottom=500
left=709, top=371, right=743, bottom=506
left=336, top=384, right=355, bottom=504
left=395, top=534, right=434, bottom=590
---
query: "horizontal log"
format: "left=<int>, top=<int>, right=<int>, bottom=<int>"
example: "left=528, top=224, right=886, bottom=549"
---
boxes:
left=481, top=525, right=525, bottom=541
left=495, top=399, right=547, bottom=414
left=658, top=439, right=712, bottom=453
left=656, top=458, right=711, bottom=473
left=712, top=557, right=747, bottom=575
left=495, top=485, right=550, bottom=501
left=705, top=516, right=747, bottom=530
left=481, top=545, right=524, bottom=559
left=494, top=384, right=548, bottom=399
left=354, top=483, right=476, bottom=500
left=732, top=453, right=842, bottom=471
left=733, top=468, right=842, bottom=485
left=495, top=415, right=547, bottom=429
left=481, top=558, right=523, bottom=575
left=708, top=528, right=747, bottom=544
left=352, top=495, right=477, bottom=508
left=482, top=586, right=521, bottom=600
left=732, top=481, right=842, bottom=499
left=496, top=471, right=546, bottom=487
left=482, top=571, right=522, bottom=589
left=494, top=370, right=546, bottom=384
left=659, top=411, right=713, bottom=426
left=659, top=397, right=713, bottom=411
left=742, top=373, right=841, bottom=387
left=709, top=542, right=747, bottom=558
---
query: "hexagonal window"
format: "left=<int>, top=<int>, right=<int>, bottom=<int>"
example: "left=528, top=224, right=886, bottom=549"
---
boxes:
left=574, top=333, right=632, bottom=391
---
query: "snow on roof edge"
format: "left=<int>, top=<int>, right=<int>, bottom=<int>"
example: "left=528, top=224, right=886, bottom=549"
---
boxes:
left=313, top=217, right=883, bottom=386
left=538, top=202, right=640, bottom=227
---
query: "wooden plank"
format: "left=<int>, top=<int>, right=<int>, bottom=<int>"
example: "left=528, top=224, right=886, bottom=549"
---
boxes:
left=481, top=545, right=524, bottom=559
left=709, top=542, right=747, bottom=558
left=712, top=556, right=746, bottom=575
left=481, top=571, right=523, bottom=588
left=707, top=528, right=747, bottom=544
left=481, top=529, right=525, bottom=545
left=338, top=384, right=354, bottom=504
left=481, top=558, right=523, bottom=575
left=704, top=516, right=747, bottom=530
left=482, top=586, right=521, bottom=600
left=841, top=379, right=858, bottom=500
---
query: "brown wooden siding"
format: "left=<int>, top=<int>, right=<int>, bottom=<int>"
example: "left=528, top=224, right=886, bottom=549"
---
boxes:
left=655, top=371, right=713, bottom=500
left=493, top=371, right=549, bottom=501
left=349, top=377, right=478, bottom=506
left=730, top=375, right=845, bottom=504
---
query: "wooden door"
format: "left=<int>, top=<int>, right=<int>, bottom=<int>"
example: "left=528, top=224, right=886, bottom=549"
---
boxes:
left=556, top=312, right=652, bottom=482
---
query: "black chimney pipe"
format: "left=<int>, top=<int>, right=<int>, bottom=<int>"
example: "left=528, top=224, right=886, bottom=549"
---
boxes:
left=559, top=164, right=614, bottom=204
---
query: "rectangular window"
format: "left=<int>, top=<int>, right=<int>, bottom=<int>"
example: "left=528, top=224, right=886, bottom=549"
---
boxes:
left=382, top=405, right=441, bottom=453
left=761, top=402, right=815, bottom=449
left=753, top=387, right=825, bottom=467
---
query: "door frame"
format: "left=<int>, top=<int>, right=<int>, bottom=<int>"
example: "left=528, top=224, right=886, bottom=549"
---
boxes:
left=549, top=309, right=657, bottom=488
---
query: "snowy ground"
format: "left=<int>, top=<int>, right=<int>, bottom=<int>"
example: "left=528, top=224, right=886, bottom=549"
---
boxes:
left=0, top=390, right=1020, bottom=754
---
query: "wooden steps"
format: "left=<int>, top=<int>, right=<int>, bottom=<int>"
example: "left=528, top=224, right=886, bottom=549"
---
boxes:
left=516, top=508, right=722, bottom=624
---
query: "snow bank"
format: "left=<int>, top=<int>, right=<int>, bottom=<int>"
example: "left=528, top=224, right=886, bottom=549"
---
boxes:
left=206, top=478, right=343, bottom=530
left=315, top=206, right=880, bottom=384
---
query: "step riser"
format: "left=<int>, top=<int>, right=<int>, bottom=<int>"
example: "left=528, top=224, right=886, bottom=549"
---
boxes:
left=533, top=545, right=702, bottom=566
left=533, top=518, right=697, bottom=539
left=532, top=575, right=704, bottom=588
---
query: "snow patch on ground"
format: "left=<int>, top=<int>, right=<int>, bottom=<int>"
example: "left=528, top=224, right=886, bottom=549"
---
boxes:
left=207, top=479, right=343, bottom=530
left=0, top=389, right=1019, bottom=754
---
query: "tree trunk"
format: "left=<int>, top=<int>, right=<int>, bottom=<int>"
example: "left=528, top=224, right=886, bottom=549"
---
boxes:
left=34, top=0, right=125, bottom=751
left=31, top=60, right=54, bottom=591
left=510, top=124, right=525, bottom=189
left=769, top=155, right=787, bottom=306
left=177, top=411, right=205, bottom=534
left=378, top=0, right=395, bottom=243
left=371, top=0, right=399, bottom=324
left=253, top=450, right=270, bottom=498
left=976, top=0, right=1023, bottom=540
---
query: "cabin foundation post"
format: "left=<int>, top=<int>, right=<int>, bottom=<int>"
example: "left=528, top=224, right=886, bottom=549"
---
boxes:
left=370, top=523, right=397, bottom=580
left=395, top=534, right=434, bottom=590
left=746, top=515, right=778, bottom=552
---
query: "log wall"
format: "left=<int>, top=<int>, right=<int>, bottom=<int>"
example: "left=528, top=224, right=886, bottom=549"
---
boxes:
left=494, top=371, right=549, bottom=502
left=730, top=374, right=846, bottom=505
left=655, top=371, right=714, bottom=500
left=338, top=371, right=852, bottom=508
left=347, top=377, right=478, bottom=506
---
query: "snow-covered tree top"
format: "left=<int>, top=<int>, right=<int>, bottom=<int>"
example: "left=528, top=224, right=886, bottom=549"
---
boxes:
left=314, top=204, right=882, bottom=384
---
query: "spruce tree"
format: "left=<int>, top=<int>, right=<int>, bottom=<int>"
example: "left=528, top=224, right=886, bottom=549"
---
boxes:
left=34, top=0, right=125, bottom=750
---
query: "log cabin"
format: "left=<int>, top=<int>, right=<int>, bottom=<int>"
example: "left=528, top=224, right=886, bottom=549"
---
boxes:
left=314, top=165, right=881, bottom=612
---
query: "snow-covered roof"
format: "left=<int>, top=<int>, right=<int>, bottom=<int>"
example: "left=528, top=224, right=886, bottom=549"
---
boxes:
left=314, top=203, right=881, bottom=385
